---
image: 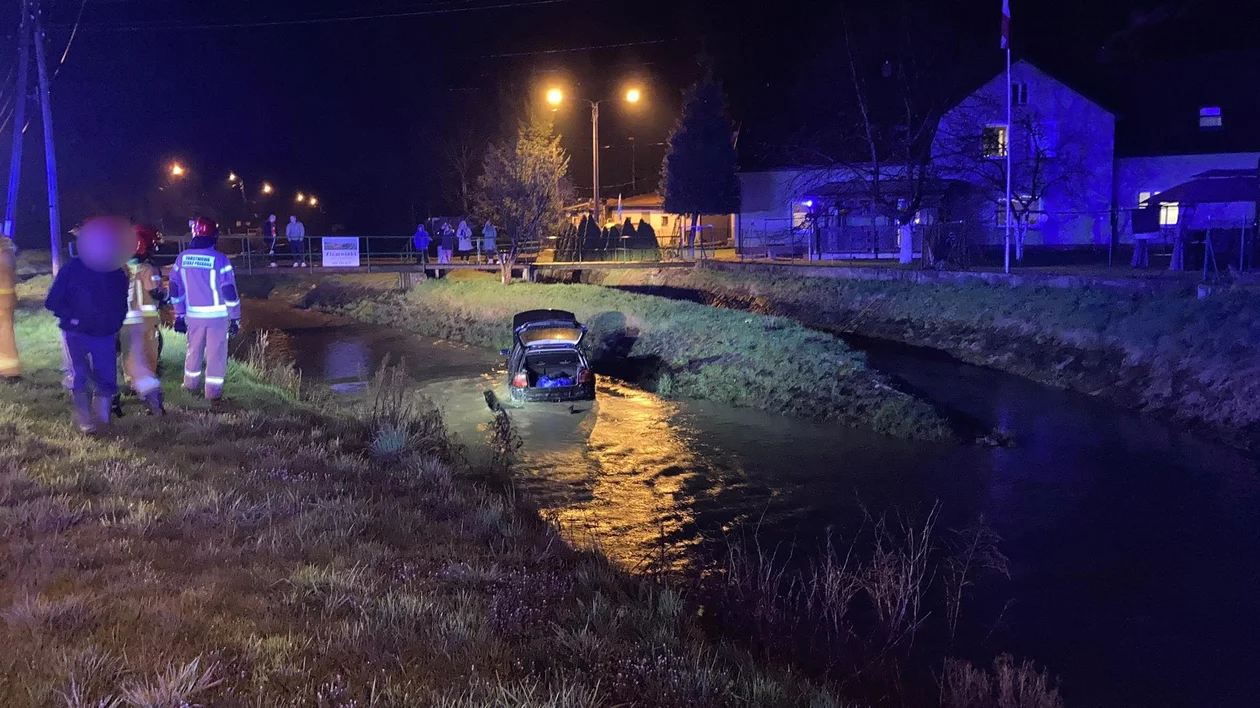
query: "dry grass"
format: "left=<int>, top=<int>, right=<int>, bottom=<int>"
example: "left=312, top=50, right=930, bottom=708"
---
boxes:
left=0, top=282, right=858, bottom=707
left=701, top=507, right=1041, bottom=706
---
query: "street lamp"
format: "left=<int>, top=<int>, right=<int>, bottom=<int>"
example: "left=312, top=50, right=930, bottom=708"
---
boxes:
left=546, top=86, right=644, bottom=220
left=308, top=196, right=319, bottom=207
left=262, top=182, right=274, bottom=195
left=296, top=192, right=305, bottom=203
left=170, top=162, right=185, bottom=178
left=228, top=172, right=246, bottom=203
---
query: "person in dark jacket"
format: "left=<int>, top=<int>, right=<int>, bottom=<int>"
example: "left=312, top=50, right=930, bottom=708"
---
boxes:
left=413, top=223, right=431, bottom=264
left=262, top=214, right=279, bottom=266
left=438, top=223, right=455, bottom=264
left=46, top=217, right=131, bottom=433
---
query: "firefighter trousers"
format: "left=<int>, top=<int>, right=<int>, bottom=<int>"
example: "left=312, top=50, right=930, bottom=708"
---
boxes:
left=0, top=303, right=19, bottom=378
left=184, top=317, right=229, bottom=400
left=122, top=318, right=161, bottom=395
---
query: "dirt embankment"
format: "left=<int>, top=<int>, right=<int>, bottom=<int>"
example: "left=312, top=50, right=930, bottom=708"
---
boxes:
left=292, top=275, right=957, bottom=442
left=572, top=267, right=1260, bottom=453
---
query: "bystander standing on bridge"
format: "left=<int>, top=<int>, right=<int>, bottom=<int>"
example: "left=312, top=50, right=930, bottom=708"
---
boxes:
left=287, top=215, right=307, bottom=267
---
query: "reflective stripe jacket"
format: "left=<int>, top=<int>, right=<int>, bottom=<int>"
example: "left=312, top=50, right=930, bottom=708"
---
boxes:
left=0, top=242, right=16, bottom=311
left=125, top=261, right=165, bottom=325
left=169, top=247, right=240, bottom=320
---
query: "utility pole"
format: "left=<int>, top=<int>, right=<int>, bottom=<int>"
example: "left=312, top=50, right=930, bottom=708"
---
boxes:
left=591, top=103, right=600, bottom=224
left=629, top=136, right=636, bottom=193
left=3, top=0, right=33, bottom=250
left=4, top=0, right=64, bottom=276
left=33, top=0, right=62, bottom=274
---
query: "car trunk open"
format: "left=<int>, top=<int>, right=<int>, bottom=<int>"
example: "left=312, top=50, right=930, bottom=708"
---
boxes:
left=514, top=309, right=586, bottom=349
left=522, top=350, right=583, bottom=388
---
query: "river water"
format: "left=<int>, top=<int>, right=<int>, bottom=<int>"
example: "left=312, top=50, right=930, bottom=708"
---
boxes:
left=239, top=300, right=1260, bottom=707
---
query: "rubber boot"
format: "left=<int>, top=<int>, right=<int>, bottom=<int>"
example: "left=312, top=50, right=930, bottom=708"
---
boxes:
left=71, top=390, right=94, bottom=433
left=92, top=396, right=113, bottom=431
left=141, top=389, right=166, bottom=416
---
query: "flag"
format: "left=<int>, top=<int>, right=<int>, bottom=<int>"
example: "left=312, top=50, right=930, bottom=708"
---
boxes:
left=617, top=194, right=623, bottom=224
left=1000, top=0, right=1010, bottom=50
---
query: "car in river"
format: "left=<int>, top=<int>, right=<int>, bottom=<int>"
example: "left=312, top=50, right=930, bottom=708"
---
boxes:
left=504, top=309, right=596, bottom=403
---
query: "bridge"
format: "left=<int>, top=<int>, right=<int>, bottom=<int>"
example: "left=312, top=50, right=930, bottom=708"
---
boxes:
left=151, top=234, right=699, bottom=280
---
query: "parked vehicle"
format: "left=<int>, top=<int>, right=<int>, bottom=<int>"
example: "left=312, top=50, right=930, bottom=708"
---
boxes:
left=505, top=309, right=596, bottom=403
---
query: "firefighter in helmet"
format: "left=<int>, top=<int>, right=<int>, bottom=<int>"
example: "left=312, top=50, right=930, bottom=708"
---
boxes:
left=0, top=236, right=19, bottom=381
left=121, top=224, right=166, bottom=414
left=168, top=217, right=240, bottom=401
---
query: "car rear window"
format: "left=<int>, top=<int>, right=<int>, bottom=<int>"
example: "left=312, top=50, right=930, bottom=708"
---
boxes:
left=519, top=326, right=583, bottom=346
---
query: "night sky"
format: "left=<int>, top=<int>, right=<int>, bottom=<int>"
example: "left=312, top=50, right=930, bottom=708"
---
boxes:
left=0, top=0, right=1255, bottom=243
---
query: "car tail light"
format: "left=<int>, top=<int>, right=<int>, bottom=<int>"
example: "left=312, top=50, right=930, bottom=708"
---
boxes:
left=512, top=372, right=529, bottom=388
left=577, top=368, right=592, bottom=385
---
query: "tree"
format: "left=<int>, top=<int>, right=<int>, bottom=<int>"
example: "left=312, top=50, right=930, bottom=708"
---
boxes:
left=440, top=137, right=480, bottom=217
left=477, top=117, right=571, bottom=282
left=661, top=78, right=741, bottom=258
left=780, top=0, right=961, bottom=264
left=934, top=92, right=1095, bottom=263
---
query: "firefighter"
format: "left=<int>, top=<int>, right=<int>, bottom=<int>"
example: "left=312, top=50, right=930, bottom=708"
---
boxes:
left=0, top=236, right=19, bottom=381
left=168, top=217, right=240, bottom=401
left=121, top=224, right=166, bottom=414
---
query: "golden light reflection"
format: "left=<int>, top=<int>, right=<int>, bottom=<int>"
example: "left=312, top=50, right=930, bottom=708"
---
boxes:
left=533, top=382, right=703, bottom=572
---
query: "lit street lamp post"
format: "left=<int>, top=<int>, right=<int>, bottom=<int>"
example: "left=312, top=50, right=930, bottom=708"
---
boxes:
left=547, top=86, right=642, bottom=222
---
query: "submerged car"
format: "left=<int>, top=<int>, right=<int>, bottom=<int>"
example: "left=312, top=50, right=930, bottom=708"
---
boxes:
left=505, top=309, right=596, bottom=403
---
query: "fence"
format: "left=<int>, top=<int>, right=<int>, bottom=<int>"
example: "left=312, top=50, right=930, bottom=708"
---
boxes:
left=65, top=231, right=686, bottom=275
left=735, top=218, right=931, bottom=262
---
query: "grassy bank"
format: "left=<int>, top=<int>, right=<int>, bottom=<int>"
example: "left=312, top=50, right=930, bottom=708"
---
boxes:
left=589, top=266, right=1260, bottom=451
left=299, top=277, right=954, bottom=442
left=1, top=278, right=862, bottom=706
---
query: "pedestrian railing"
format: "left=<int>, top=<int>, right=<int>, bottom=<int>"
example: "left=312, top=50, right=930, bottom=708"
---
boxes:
left=64, top=232, right=689, bottom=275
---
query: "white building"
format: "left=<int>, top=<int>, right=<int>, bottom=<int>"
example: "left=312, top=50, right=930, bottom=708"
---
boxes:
left=735, top=52, right=1260, bottom=261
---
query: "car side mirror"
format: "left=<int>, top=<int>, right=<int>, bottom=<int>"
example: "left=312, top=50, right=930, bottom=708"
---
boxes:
left=499, top=349, right=510, bottom=357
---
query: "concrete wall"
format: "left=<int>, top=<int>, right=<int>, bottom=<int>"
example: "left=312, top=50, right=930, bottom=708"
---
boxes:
left=933, top=61, right=1116, bottom=247
left=1115, top=153, right=1260, bottom=241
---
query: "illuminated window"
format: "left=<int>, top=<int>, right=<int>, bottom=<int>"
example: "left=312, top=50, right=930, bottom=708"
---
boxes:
left=997, top=196, right=1043, bottom=226
left=1199, top=106, right=1222, bottom=130
left=660, top=215, right=670, bottom=228
left=793, top=200, right=813, bottom=228
left=1139, top=191, right=1179, bottom=226
left=982, top=125, right=1008, bottom=158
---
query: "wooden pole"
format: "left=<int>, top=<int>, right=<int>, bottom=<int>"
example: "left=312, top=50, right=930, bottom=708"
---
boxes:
left=33, top=2, right=63, bottom=275
left=3, top=0, right=32, bottom=247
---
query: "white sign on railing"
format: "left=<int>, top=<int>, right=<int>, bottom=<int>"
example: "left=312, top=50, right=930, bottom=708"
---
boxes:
left=321, top=237, right=360, bottom=267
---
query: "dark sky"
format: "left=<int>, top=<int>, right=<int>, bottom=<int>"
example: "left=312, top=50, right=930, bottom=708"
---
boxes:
left=0, top=0, right=1255, bottom=243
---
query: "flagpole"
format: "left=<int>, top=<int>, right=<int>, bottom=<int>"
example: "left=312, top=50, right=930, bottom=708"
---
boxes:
left=1004, top=45, right=1012, bottom=275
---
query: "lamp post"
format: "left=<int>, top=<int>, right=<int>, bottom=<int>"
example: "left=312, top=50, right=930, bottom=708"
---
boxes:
left=547, top=86, right=642, bottom=221
left=228, top=172, right=246, bottom=203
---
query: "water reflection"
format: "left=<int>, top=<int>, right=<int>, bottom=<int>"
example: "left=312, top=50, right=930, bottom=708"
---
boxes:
left=241, top=301, right=1260, bottom=707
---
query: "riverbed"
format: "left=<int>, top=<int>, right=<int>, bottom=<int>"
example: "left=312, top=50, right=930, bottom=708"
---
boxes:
left=237, top=298, right=1260, bottom=707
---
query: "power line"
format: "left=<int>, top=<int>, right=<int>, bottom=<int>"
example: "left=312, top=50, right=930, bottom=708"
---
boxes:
left=485, top=38, right=675, bottom=59
left=52, top=0, right=89, bottom=79
left=56, top=0, right=598, bottom=32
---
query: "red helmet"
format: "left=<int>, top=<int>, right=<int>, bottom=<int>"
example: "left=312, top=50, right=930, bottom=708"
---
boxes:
left=191, top=217, right=219, bottom=239
left=134, top=223, right=162, bottom=258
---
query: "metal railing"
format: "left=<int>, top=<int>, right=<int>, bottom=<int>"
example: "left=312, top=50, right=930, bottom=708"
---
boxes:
left=64, top=232, right=688, bottom=275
